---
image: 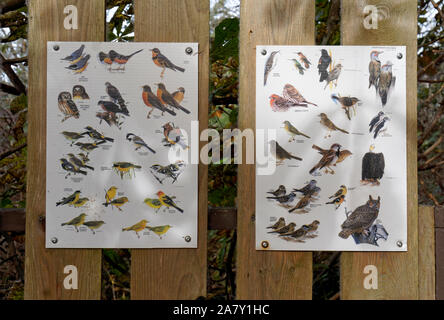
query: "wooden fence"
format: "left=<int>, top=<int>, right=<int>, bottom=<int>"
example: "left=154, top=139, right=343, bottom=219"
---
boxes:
left=2, top=0, right=435, bottom=299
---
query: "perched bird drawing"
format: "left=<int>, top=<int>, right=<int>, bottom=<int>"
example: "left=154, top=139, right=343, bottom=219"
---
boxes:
left=72, top=85, right=89, bottom=100
left=157, top=83, right=191, bottom=114
left=279, top=225, right=310, bottom=240
left=282, top=84, right=317, bottom=107
left=113, top=162, right=141, bottom=179
left=122, top=219, right=149, bottom=238
left=161, top=122, right=189, bottom=149
left=150, top=161, right=185, bottom=184
left=109, top=49, right=143, bottom=70
left=172, top=87, right=185, bottom=103
left=82, top=126, right=114, bottom=143
left=98, top=51, right=113, bottom=71
left=157, top=191, right=183, bottom=213
left=269, top=94, right=299, bottom=112
left=361, top=145, right=385, bottom=185
left=65, top=54, right=90, bottom=73
left=331, top=94, right=361, bottom=120
left=289, top=58, right=305, bottom=75
left=318, top=49, right=332, bottom=82
left=372, top=116, right=390, bottom=139
left=103, top=196, right=128, bottom=211
left=105, top=186, right=117, bottom=204
left=306, top=220, right=320, bottom=233
left=98, top=100, right=129, bottom=117
left=264, top=51, right=279, bottom=86
left=67, top=153, right=94, bottom=171
left=144, top=197, right=163, bottom=212
left=56, top=190, right=81, bottom=207
left=60, top=158, right=87, bottom=178
left=268, top=222, right=296, bottom=235
left=369, top=111, right=385, bottom=133
left=105, top=82, right=129, bottom=115
left=368, top=50, right=382, bottom=91
left=269, top=140, right=302, bottom=165
left=142, top=85, right=176, bottom=118
left=324, top=63, right=343, bottom=89
left=61, top=131, right=85, bottom=145
left=267, top=185, right=286, bottom=197
left=339, top=195, right=381, bottom=239
left=146, top=225, right=172, bottom=239
left=288, top=194, right=312, bottom=213
left=96, top=111, right=121, bottom=129
left=293, top=180, right=317, bottom=196
left=378, top=61, right=395, bottom=106
left=267, top=217, right=286, bottom=230
left=61, top=44, right=85, bottom=63
left=72, top=197, right=88, bottom=208
left=310, top=143, right=342, bottom=175
left=266, top=192, right=297, bottom=206
left=74, top=140, right=106, bottom=154
left=61, top=213, right=87, bottom=232
left=126, top=133, right=156, bottom=154
left=297, top=52, right=311, bottom=69
left=329, top=185, right=347, bottom=199
left=319, top=113, right=349, bottom=138
left=151, top=48, right=185, bottom=78
left=312, top=144, right=352, bottom=167
left=283, top=120, right=310, bottom=142
left=82, top=221, right=105, bottom=234
left=58, top=92, right=79, bottom=122
left=326, top=195, right=345, bottom=210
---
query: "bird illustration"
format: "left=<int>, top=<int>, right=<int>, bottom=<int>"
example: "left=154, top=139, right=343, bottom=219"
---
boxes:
left=378, top=61, right=395, bottom=106
left=279, top=225, right=310, bottom=239
left=283, top=120, right=310, bottom=142
left=78, top=153, right=89, bottom=163
left=109, top=49, right=143, bottom=70
left=319, top=113, right=349, bottom=138
left=306, top=220, right=320, bottom=233
left=82, top=126, right=114, bottom=143
left=297, top=52, right=311, bottom=68
left=60, top=158, right=87, bottom=178
left=61, top=213, right=87, bottom=232
left=112, top=162, right=141, bottom=179
left=312, top=144, right=352, bottom=166
left=268, top=222, right=296, bottom=235
left=56, top=190, right=81, bottom=207
left=67, top=153, right=94, bottom=171
left=172, top=87, right=185, bottom=103
left=98, top=51, right=113, bottom=70
left=269, top=140, right=302, bottom=165
left=373, top=116, right=390, bottom=139
left=156, top=83, right=191, bottom=114
left=161, top=122, right=189, bottom=149
left=267, top=217, right=286, bottom=230
left=157, top=191, right=183, bottom=213
left=331, top=94, right=361, bottom=120
left=329, top=185, right=347, bottom=199
left=61, top=131, right=85, bottom=145
left=150, top=161, right=185, bottom=184
left=72, top=196, right=88, bottom=208
left=310, top=143, right=341, bottom=175
left=98, top=100, right=129, bottom=117
left=324, top=63, right=343, bottom=89
left=267, top=185, right=286, bottom=197
left=72, top=85, right=89, bottom=100
left=264, top=51, right=279, bottom=86
left=58, top=92, right=79, bottom=122
left=142, top=85, right=176, bottom=118
left=105, top=82, right=129, bottom=114
left=82, top=221, right=105, bottom=234
left=369, top=111, right=385, bottom=133
left=105, top=186, right=117, bottom=204
left=61, top=44, right=85, bottom=63
left=369, top=50, right=382, bottom=91
left=269, top=94, right=299, bottom=112
left=326, top=195, right=345, bottom=210
left=288, top=194, right=312, bottom=213
left=293, top=180, right=317, bottom=196
left=282, top=84, right=317, bottom=107
left=74, top=140, right=106, bottom=153
left=126, top=133, right=155, bottom=153
left=318, top=49, right=332, bottom=82
left=102, top=196, right=128, bottom=211
left=339, top=195, right=380, bottom=239
left=151, top=48, right=185, bottom=78
left=65, top=54, right=90, bottom=73
left=146, top=225, right=172, bottom=239
left=361, top=145, right=385, bottom=185
left=96, top=111, right=121, bottom=129
left=144, top=197, right=163, bottom=212
left=122, top=219, right=149, bottom=238
left=266, top=192, right=297, bottom=206
left=289, top=58, right=305, bottom=74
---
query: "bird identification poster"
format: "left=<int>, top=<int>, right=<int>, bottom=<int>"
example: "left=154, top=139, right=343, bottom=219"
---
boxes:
left=46, top=42, right=198, bottom=248
left=256, top=45, right=407, bottom=251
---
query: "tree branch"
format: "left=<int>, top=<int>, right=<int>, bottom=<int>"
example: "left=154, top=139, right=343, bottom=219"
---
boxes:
left=2, top=56, right=27, bottom=65
left=0, top=82, right=20, bottom=95
left=0, top=143, right=26, bottom=162
left=0, top=52, right=26, bottom=95
left=418, top=78, right=444, bottom=83
left=0, top=0, right=25, bottom=13
left=418, top=102, right=444, bottom=146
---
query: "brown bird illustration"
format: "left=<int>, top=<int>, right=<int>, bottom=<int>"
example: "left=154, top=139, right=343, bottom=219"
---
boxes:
left=109, top=49, right=143, bottom=71
left=269, top=139, right=302, bottom=165
left=268, top=222, right=296, bottom=235
left=279, top=225, right=310, bottom=239
left=282, top=84, right=317, bottom=107
left=264, top=50, right=279, bottom=86
left=72, top=85, right=89, bottom=100
left=324, top=63, right=342, bottom=89
left=312, top=144, right=351, bottom=166
left=172, top=87, right=185, bottom=103
left=141, top=85, right=176, bottom=118
left=369, top=50, right=382, bottom=91
left=151, top=48, right=185, bottom=78
left=269, top=94, right=299, bottom=112
left=331, top=94, right=361, bottom=120
left=306, top=220, right=320, bottom=233
left=297, top=52, right=311, bottom=69
left=339, top=195, right=380, bottom=239
left=58, top=92, right=79, bottom=122
left=267, top=217, right=286, bottom=230
left=310, top=143, right=341, bottom=175
left=378, top=62, right=395, bottom=106
left=319, top=113, right=349, bottom=138
left=267, top=185, right=286, bottom=197
left=288, top=194, right=312, bottom=213
left=156, top=83, right=190, bottom=114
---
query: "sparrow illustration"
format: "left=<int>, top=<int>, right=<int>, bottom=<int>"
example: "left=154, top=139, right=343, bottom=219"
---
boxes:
left=142, top=85, right=176, bottom=118
left=288, top=194, right=312, bottom=213
left=331, top=94, right=361, bottom=120
left=58, top=92, right=79, bottom=122
left=72, top=85, right=89, bottom=100
left=126, top=133, right=155, bottom=153
left=369, top=50, right=382, bottom=91
left=268, top=222, right=296, bottom=235
left=264, top=51, right=279, bottom=86
left=61, top=213, right=87, bottom=232
left=293, top=180, right=317, bottom=196
left=326, top=194, right=345, bottom=210
left=65, top=54, right=90, bottom=73
left=309, top=143, right=341, bottom=175
left=267, top=217, right=286, bottom=230
left=324, top=63, right=342, bottom=89
left=151, top=48, right=185, bottom=78
left=122, top=219, right=149, bottom=238
left=267, top=185, right=286, bottom=197
left=156, top=83, right=191, bottom=114
left=289, top=58, right=305, bottom=75
left=266, top=192, right=297, bottom=205
left=297, top=52, right=311, bottom=69
left=283, top=120, right=310, bottom=142
left=282, top=84, right=317, bottom=107
left=306, top=220, right=320, bottom=233
left=56, top=190, right=81, bottom=207
left=105, top=82, right=129, bottom=115
left=378, top=61, right=395, bottom=106
left=61, top=44, right=85, bottom=63
left=279, top=225, right=310, bottom=239
left=318, top=49, right=332, bottom=82
left=82, top=126, right=114, bottom=143
left=157, top=191, right=183, bottom=213
left=319, top=113, right=349, bottom=138
left=82, top=221, right=105, bottom=234
left=312, top=144, right=352, bottom=166
left=339, top=195, right=380, bottom=239
left=269, top=140, right=302, bottom=165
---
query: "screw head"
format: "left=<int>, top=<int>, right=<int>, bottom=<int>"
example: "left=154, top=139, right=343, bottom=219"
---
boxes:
left=185, top=47, right=193, bottom=55
left=261, top=49, right=267, bottom=56
left=397, top=53, right=403, bottom=59
left=53, top=44, right=59, bottom=51
left=51, top=237, right=58, bottom=244
left=261, top=240, right=269, bottom=249
left=396, top=240, right=403, bottom=247
left=184, top=235, right=191, bottom=242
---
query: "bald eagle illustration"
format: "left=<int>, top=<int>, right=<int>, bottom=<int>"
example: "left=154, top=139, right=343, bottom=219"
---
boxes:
left=361, top=144, right=385, bottom=185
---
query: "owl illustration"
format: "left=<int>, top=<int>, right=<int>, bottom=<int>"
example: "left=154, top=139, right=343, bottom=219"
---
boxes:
left=72, top=85, right=89, bottom=100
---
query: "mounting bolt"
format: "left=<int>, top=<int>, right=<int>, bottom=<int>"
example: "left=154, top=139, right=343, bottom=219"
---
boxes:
left=396, top=240, right=403, bottom=247
left=51, top=237, right=58, bottom=244
left=397, top=53, right=403, bottom=59
left=53, top=44, right=60, bottom=51
left=185, top=47, right=193, bottom=55
left=261, top=49, right=267, bottom=56
left=184, top=235, right=191, bottom=242
left=261, top=240, right=269, bottom=249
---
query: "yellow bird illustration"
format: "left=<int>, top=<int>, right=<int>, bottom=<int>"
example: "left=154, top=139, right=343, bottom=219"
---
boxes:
left=122, top=219, right=149, bottom=238
left=113, top=162, right=141, bottom=179
left=146, top=225, right=172, bottom=239
left=105, top=186, right=117, bottom=204
left=61, top=213, right=86, bottom=232
left=144, top=197, right=163, bottom=212
left=157, top=191, right=183, bottom=213
left=103, top=196, right=128, bottom=211
left=83, top=221, right=105, bottom=234
left=72, top=197, right=89, bottom=208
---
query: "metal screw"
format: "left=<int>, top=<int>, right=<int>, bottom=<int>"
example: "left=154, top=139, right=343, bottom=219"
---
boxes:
left=261, top=49, right=267, bottom=56
left=51, top=237, right=58, bottom=244
left=185, top=47, right=193, bottom=55
left=396, top=240, right=403, bottom=247
left=184, top=235, right=191, bottom=242
left=397, top=53, right=403, bottom=59
left=261, top=240, right=269, bottom=249
left=53, top=44, right=59, bottom=51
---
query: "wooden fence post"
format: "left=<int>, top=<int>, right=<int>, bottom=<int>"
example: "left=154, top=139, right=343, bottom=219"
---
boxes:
left=130, top=0, right=209, bottom=299
left=435, top=206, right=444, bottom=300
left=237, top=0, right=314, bottom=299
left=418, top=206, right=435, bottom=300
left=25, top=0, right=104, bottom=299
left=340, top=0, right=418, bottom=299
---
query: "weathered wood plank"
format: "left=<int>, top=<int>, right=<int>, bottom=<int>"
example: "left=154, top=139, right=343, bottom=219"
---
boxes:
left=435, top=206, right=444, bottom=300
left=237, top=0, right=314, bottom=299
left=340, top=0, right=418, bottom=300
left=131, top=0, right=208, bottom=299
left=25, top=0, right=104, bottom=300
left=418, top=206, right=435, bottom=300
left=0, top=208, right=25, bottom=232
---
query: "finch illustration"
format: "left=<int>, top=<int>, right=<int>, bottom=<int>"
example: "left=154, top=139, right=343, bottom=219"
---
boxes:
left=65, top=54, right=90, bottom=73
left=58, top=92, right=79, bottom=122
left=157, top=83, right=191, bottom=114
left=329, top=185, right=347, bottom=199
left=267, top=217, right=286, bottom=230
left=279, top=225, right=310, bottom=239
left=288, top=194, right=312, bottom=213
left=282, top=84, right=317, bottom=107
left=310, top=143, right=341, bottom=175
left=266, top=192, right=297, bottom=205
left=319, top=113, right=349, bottom=138
left=264, top=50, right=279, bottom=86
left=331, top=94, right=361, bottom=120
left=105, top=186, right=117, bottom=204
left=267, top=185, right=286, bottom=197
left=82, top=221, right=105, bottom=234
left=369, top=50, right=382, bottom=91
left=142, top=85, right=176, bottom=118
left=269, top=94, right=299, bottom=112
left=378, top=61, right=395, bottom=106
left=324, top=63, right=342, bottom=90
left=61, top=44, right=85, bottom=63
left=293, top=180, right=317, bottom=196
left=151, top=48, right=185, bottom=78
left=269, top=140, right=302, bottom=165
left=72, top=197, right=88, bottom=208
left=297, top=52, right=311, bottom=69
left=126, top=133, right=155, bottom=153
left=72, top=85, right=89, bottom=100
left=67, top=153, right=94, bottom=171
left=289, top=58, right=305, bottom=75
left=268, top=222, right=296, bottom=234
left=283, top=120, right=310, bottom=142
left=318, top=49, right=332, bottom=82
left=61, top=213, right=86, bottom=232
left=146, top=225, right=172, bottom=239
left=122, top=219, right=149, bottom=238
left=144, top=197, right=163, bottom=212
left=102, top=196, right=128, bottom=211
left=157, top=191, right=183, bottom=213
left=56, top=190, right=80, bottom=207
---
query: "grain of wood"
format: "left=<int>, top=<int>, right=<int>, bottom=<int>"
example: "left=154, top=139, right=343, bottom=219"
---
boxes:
left=435, top=206, right=444, bottom=300
left=25, top=0, right=104, bottom=300
left=418, top=206, right=435, bottom=300
left=237, top=0, right=314, bottom=299
left=340, top=0, right=418, bottom=300
left=131, top=0, right=208, bottom=299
